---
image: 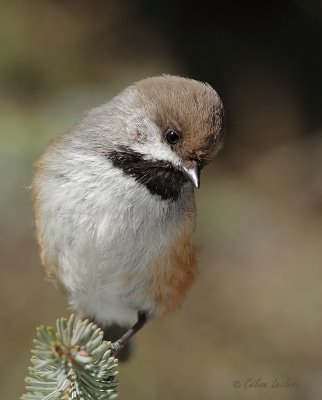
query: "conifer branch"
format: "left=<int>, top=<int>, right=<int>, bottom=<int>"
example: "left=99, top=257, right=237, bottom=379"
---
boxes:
left=21, top=315, right=119, bottom=400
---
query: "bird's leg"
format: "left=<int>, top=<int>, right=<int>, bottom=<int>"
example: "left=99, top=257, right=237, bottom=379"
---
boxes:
left=111, top=311, right=147, bottom=356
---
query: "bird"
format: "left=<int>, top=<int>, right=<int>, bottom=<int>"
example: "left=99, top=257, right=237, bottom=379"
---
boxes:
left=32, top=75, right=225, bottom=359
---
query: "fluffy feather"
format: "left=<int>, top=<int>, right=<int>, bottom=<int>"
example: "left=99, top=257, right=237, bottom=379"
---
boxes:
left=32, top=75, right=224, bottom=329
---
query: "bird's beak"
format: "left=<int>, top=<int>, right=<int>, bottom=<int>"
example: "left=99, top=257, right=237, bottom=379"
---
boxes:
left=182, top=163, right=200, bottom=189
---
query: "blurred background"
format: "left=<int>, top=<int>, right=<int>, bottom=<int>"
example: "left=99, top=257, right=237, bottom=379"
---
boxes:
left=1, top=1, right=322, bottom=399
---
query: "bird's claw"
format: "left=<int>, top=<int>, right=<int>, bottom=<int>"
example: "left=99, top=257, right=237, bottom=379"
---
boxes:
left=111, top=340, right=123, bottom=356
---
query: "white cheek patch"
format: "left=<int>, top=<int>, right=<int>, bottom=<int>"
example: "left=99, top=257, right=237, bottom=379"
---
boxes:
left=129, top=115, right=181, bottom=166
left=131, top=140, right=181, bottom=166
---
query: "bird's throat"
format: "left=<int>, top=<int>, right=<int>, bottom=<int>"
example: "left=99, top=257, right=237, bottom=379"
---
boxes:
left=107, top=146, right=188, bottom=201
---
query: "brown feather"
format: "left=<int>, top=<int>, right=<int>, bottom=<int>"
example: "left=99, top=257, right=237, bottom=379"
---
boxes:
left=147, top=224, right=197, bottom=315
left=31, top=137, right=62, bottom=282
left=135, top=75, right=225, bottom=167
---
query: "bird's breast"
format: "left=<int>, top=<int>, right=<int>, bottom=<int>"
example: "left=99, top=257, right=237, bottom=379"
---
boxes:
left=114, top=183, right=197, bottom=317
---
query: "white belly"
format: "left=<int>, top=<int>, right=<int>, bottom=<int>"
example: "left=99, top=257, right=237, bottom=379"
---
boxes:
left=39, top=158, right=195, bottom=326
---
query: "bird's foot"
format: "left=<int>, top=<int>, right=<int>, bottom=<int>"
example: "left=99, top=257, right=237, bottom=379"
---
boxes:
left=111, top=340, right=123, bottom=356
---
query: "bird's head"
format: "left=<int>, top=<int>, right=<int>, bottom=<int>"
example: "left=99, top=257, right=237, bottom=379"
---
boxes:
left=86, top=75, right=225, bottom=200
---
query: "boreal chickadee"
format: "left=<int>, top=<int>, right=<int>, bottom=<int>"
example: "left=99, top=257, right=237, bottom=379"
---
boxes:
left=32, top=75, right=225, bottom=359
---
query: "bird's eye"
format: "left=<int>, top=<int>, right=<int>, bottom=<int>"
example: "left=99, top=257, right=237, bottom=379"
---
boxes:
left=165, top=129, right=180, bottom=145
